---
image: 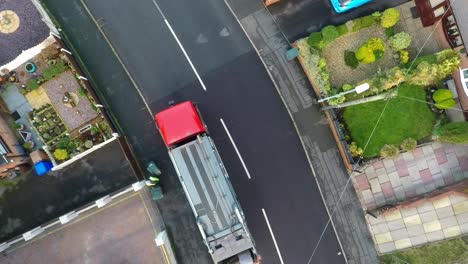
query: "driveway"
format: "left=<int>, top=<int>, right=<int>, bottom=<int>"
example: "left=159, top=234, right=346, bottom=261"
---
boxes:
left=268, top=0, right=410, bottom=41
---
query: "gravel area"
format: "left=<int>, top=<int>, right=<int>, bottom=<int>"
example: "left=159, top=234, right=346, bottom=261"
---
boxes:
left=322, top=24, right=398, bottom=89
left=0, top=0, right=49, bottom=66
left=42, top=70, right=98, bottom=131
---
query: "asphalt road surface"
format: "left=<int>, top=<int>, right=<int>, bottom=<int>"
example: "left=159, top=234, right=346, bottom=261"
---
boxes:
left=41, top=0, right=346, bottom=263
left=269, top=0, right=410, bottom=41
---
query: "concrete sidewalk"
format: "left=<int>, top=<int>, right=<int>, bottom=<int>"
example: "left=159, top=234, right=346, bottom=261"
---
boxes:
left=225, top=0, right=377, bottom=263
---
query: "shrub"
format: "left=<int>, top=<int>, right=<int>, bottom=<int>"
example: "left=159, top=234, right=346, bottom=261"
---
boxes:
left=408, top=49, right=460, bottom=86
left=337, top=24, right=348, bottom=36
left=348, top=142, right=363, bottom=157
left=435, top=49, right=461, bottom=79
left=321, top=25, right=339, bottom=44
left=399, top=50, right=409, bottom=64
left=23, top=142, right=33, bottom=150
left=433, top=89, right=453, bottom=102
left=372, top=11, right=381, bottom=19
left=439, top=122, right=468, bottom=144
left=352, top=15, right=377, bottom=32
left=328, top=89, right=346, bottom=105
left=26, top=78, right=41, bottom=90
left=344, top=50, right=359, bottom=69
left=355, top=38, right=385, bottom=64
left=388, top=32, right=412, bottom=51
left=78, top=88, right=87, bottom=97
left=385, top=27, right=395, bottom=38
left=307, top=32, right=325, bottom=50
left=381, top=8, right=400, bottom=28
left=400, top=138, right=417, bottom=152
left=296, top=39, right=331, bottom=95
left=380, top=144, right=399, bottom=158
left=342, top=84, right=353, bottom=91
left=56, top=137, right=77, bottom=153
left=318, top=58, right=327, bottom=70
left=42, top=61, right=67, bottom=81
left=356, top=46, right=375, bottom=64
left=53, top=149, right=68, bottom=161
left=435, top=99, right=456, bottom=109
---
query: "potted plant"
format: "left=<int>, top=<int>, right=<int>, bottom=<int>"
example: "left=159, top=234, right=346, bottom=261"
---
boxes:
left=23, top=141, right=35, bottom=150
left=12, top=123, right=24, bottom=131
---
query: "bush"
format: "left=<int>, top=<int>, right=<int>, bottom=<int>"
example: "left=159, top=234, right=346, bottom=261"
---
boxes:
left=321, top=25, right=339, bottom=44
left=53, top=149, right=68, bottom=161
left=355, top=38, right=385, bottom=64
left=389, top=32, right=412, bottom=51
left=385, top=27, right=395, bottom=38
left=328, top=89, right=346, bottom=105
left=26, top=78, right=41, bottom=90
left=42, top=61, right=67, bottom=81
left=435, top=99, right=456, bottom=109
left=433, top=89, right=453, bottom=102
left=348, top=142, right=363, bottom=157
left=372, top=11, right=381, bottom=19
left=399, top=50, right=409, bottom=64
left=380, top=144, right=399, bottom=158
left=56, top=137, right=77, bottom=153
left=408, top=49, right=461, bottom=86
left=307, top=32, right=325, bottom=49
left=400, top=138, right=417, bottom=151
left=352, top=15, right=377, bottom=32
left=439, top=122, right=468, bottom=144
left=344, top=50, right=359, bottom=69
left=342, top=84, right=353, bottom=91
left=381, top=8, right=400, bottom=28
left=337, top=24, right=348, bottom=36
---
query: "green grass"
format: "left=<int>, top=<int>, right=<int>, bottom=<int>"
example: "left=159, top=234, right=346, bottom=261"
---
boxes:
left=379, top=237, right=468, bottom=264
left=343, top=84, right=435, bottom=157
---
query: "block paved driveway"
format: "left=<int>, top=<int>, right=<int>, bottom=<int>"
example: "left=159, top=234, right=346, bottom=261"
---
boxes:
left=368, top=192, right=468, bottom=253
left=353, top=142, right=468, bottom=210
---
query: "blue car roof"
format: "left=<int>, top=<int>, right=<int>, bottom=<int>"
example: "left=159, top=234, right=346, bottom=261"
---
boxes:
left=330, top=0, right=373, bottom=13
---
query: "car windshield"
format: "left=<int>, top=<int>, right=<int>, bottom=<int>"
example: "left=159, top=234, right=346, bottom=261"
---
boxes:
left=338, top=0, right=351, bottom=4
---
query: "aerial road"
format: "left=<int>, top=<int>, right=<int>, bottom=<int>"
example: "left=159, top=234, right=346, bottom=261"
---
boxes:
left=42, top=0, right=347, bottom=262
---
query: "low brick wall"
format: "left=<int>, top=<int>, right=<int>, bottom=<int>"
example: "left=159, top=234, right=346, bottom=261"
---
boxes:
left=294, top=44, right=355, bottom=171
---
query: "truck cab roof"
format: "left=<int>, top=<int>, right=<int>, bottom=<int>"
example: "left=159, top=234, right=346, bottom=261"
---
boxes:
left=155, top=101, right=206, bottom=147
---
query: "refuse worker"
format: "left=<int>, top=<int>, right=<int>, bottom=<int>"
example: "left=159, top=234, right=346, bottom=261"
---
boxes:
left=149, top=175, right=160, bottom=183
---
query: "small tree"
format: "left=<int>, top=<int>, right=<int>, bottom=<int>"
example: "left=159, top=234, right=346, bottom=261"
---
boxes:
left=388, top=32, right=412, bottom=51
left=400, top=138, right=417, bottom=152
left=53, top=149, right=68, bottom=161
left=439, top=122, right=468, bottom=144
left=381, top=8, right=400, bottom=28
left=344, top=50, right=358, bottom=68
left=380, top=144, right=399, bottom=158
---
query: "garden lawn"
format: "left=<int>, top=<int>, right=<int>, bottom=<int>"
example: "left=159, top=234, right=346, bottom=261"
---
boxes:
left=343, top=84, right=435, bottom=157
left=379, top=237, right=468, bottom=264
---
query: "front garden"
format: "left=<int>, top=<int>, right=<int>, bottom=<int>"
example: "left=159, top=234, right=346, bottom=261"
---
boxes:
left=296, top=7, right=465, bottom=162
left=0, top=38, right=114, bottom=165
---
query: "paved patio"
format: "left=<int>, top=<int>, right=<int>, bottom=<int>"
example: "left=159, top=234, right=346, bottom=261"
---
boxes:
left=353, top=142, right=468, bottom=210
left=367, top=190, right=468, bottom=253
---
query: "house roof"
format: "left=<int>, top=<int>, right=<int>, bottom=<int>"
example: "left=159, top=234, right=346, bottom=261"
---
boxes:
left=452, top=0, right=468, bottom=47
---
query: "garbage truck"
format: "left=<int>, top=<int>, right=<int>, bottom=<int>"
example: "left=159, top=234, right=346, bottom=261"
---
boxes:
left=155, top=101, right=259, bottom=264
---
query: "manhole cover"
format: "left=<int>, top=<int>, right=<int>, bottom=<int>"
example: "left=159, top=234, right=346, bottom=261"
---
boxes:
left=0, top=10, right=20, bottom=34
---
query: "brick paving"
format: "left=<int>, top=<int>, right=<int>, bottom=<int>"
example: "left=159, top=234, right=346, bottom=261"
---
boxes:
left=353, top=142, right=468, bottom=210
left=367, top=192, right=468, bottom=253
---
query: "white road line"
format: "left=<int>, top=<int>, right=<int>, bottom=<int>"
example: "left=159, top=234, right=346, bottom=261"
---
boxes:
left=262, top=208, right=285, bottom=264
left=220, top=118, right=252, bottom=179
left=150, top=0, right=207, bottom=92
